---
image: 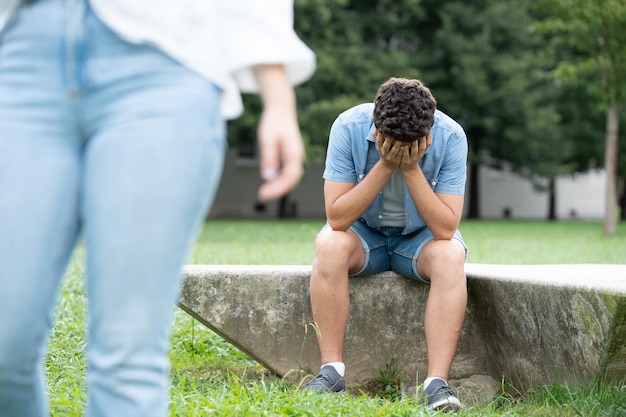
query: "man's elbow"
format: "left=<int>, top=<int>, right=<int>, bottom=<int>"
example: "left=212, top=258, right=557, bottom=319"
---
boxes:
left=327, top=218, right=351, bottom=232
left=432, top=227, right=457, bottom=241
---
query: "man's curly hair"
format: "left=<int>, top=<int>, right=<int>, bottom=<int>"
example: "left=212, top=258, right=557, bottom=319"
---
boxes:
left=373, top=77, right=437, bottom=143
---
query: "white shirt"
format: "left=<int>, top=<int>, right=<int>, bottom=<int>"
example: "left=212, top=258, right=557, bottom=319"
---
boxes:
left=0, top=0, right=316, bottom=119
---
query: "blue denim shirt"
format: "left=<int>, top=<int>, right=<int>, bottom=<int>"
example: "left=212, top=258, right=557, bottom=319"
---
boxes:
left=323, top=103, right=468, bottom=234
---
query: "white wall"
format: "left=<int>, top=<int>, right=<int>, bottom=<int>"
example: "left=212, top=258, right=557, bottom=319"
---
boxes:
left=478, top=166, right=549, bottom=219
left=208, top=151, right=325, bottom=219
left=209, top=151, right=606, bottom=220
left=477, top=166, right=606, bottom=220
left=556, top=170, right=605, bottom=220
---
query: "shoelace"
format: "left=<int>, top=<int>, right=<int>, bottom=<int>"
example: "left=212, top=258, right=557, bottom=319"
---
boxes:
left=311, top=372, right=338, bottom=387
left=427, top=384, right=456, bottom=399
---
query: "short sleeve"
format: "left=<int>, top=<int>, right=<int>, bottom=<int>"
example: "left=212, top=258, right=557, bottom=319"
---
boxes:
left=323, top=116, right=358, bottom=183
left=434, top=130, right=468, bottom=194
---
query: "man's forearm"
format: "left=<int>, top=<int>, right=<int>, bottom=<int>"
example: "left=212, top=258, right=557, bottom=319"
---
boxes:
left=402, top=166, right=460, bottom=240
left=326, top=161, right=395, bottom=231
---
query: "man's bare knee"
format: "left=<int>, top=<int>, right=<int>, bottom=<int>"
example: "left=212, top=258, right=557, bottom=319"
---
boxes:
left=419, top=239, right=466, bottom=283
left=315, top=229, right=356, bottom=258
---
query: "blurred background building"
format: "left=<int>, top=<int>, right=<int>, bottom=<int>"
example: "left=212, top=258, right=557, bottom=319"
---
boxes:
left=208, top=151, right=605, bottom=221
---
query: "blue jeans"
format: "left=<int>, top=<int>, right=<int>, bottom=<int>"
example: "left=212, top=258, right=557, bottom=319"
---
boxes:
left=0, top=1, right=226, bottom=416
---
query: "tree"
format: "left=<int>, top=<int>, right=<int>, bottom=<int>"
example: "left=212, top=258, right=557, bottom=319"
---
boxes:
left=293, top=0, right=430, bottom=162
left=227, top=0, right=623, bottom=223
left=231, top=0, right=428, bottom=163
left=414, top=0, right=566, bottom=218
left=296, top=0, right=569, bottom=220
left=536, top=0, right=626, bottom=234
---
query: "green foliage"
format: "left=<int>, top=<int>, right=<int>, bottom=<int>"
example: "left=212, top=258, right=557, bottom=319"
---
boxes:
left=293, top=0, right=430, bottom=163
left=535, top=0, right=626, bottom=104
left=292, top=0, right=583, bottom=181
left=534, top=0, right=626, bottom=178
left=298, top=95, right=360, bottom=162
left=525, top=381, right=626, bottom=417
left=227, top=0, right=625, bottom=190
left=420, top=1, right=575, bottom=183
left=374, top=355, right=404, bottom=401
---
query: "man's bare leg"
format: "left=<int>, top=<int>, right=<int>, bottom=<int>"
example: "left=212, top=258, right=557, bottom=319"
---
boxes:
left=416, top=239, right=466, bottom=410
left=417, top=239, right=468, bottom=381
left=303, top=228, right=364, bottom=392
left=309, top=228, right=365, bottom=364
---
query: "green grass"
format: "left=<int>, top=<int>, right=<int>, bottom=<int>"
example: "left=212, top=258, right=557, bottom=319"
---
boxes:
left=47, top=220, right=626, bottom=416
left=189, top=219, right=626, bottom=265
left=460, top=220, right=626, bottom=264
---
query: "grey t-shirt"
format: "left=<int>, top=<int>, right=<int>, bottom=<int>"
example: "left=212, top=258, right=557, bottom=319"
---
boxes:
left=381, top=169, right=405, bottom=227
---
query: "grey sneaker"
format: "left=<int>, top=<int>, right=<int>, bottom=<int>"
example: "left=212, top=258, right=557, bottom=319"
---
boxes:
left=423, top=378, right=462, bottom=412
left=302, top=366, right=346, bottom=393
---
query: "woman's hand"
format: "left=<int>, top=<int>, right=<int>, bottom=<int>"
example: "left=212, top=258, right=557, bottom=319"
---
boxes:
left=253, top=64, right=305, bottom=201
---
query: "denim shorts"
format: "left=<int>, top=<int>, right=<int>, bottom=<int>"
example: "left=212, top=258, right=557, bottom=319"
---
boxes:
left=331, top=219, right=466, bottom=283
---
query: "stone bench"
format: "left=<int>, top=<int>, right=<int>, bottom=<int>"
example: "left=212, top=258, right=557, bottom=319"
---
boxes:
left=178, top=263, right=626, bottom=397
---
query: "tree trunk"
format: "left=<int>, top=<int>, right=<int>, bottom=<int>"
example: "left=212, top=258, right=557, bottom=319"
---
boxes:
left=467, top=163, right=480, bottom=219
left=620, top=181, right=626, bottom=221
left=603, top=101, right=619, bottom=236
left=548, top=176, right=557, bottom=221
left=278, top=194, right=297, bottom=218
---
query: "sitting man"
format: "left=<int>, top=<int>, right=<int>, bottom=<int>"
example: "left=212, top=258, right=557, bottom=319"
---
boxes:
left=302, top=77, right=468, bottom=412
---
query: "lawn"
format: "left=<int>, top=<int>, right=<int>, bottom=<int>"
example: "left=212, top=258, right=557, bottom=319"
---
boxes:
left=188, top=219, right=626, bottom=265
left=47, top=220, right=625, bottom=416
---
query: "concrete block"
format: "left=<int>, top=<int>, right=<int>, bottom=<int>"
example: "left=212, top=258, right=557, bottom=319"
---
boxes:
left=465, top=263, right=626, bottom=388
left=178, top=265, right=486, bottom=389
left=178, top=263, right=626, bottom=393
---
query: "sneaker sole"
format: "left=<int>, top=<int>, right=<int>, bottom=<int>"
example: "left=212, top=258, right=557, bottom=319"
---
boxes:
left=427, top=397, right=462, bottom=412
